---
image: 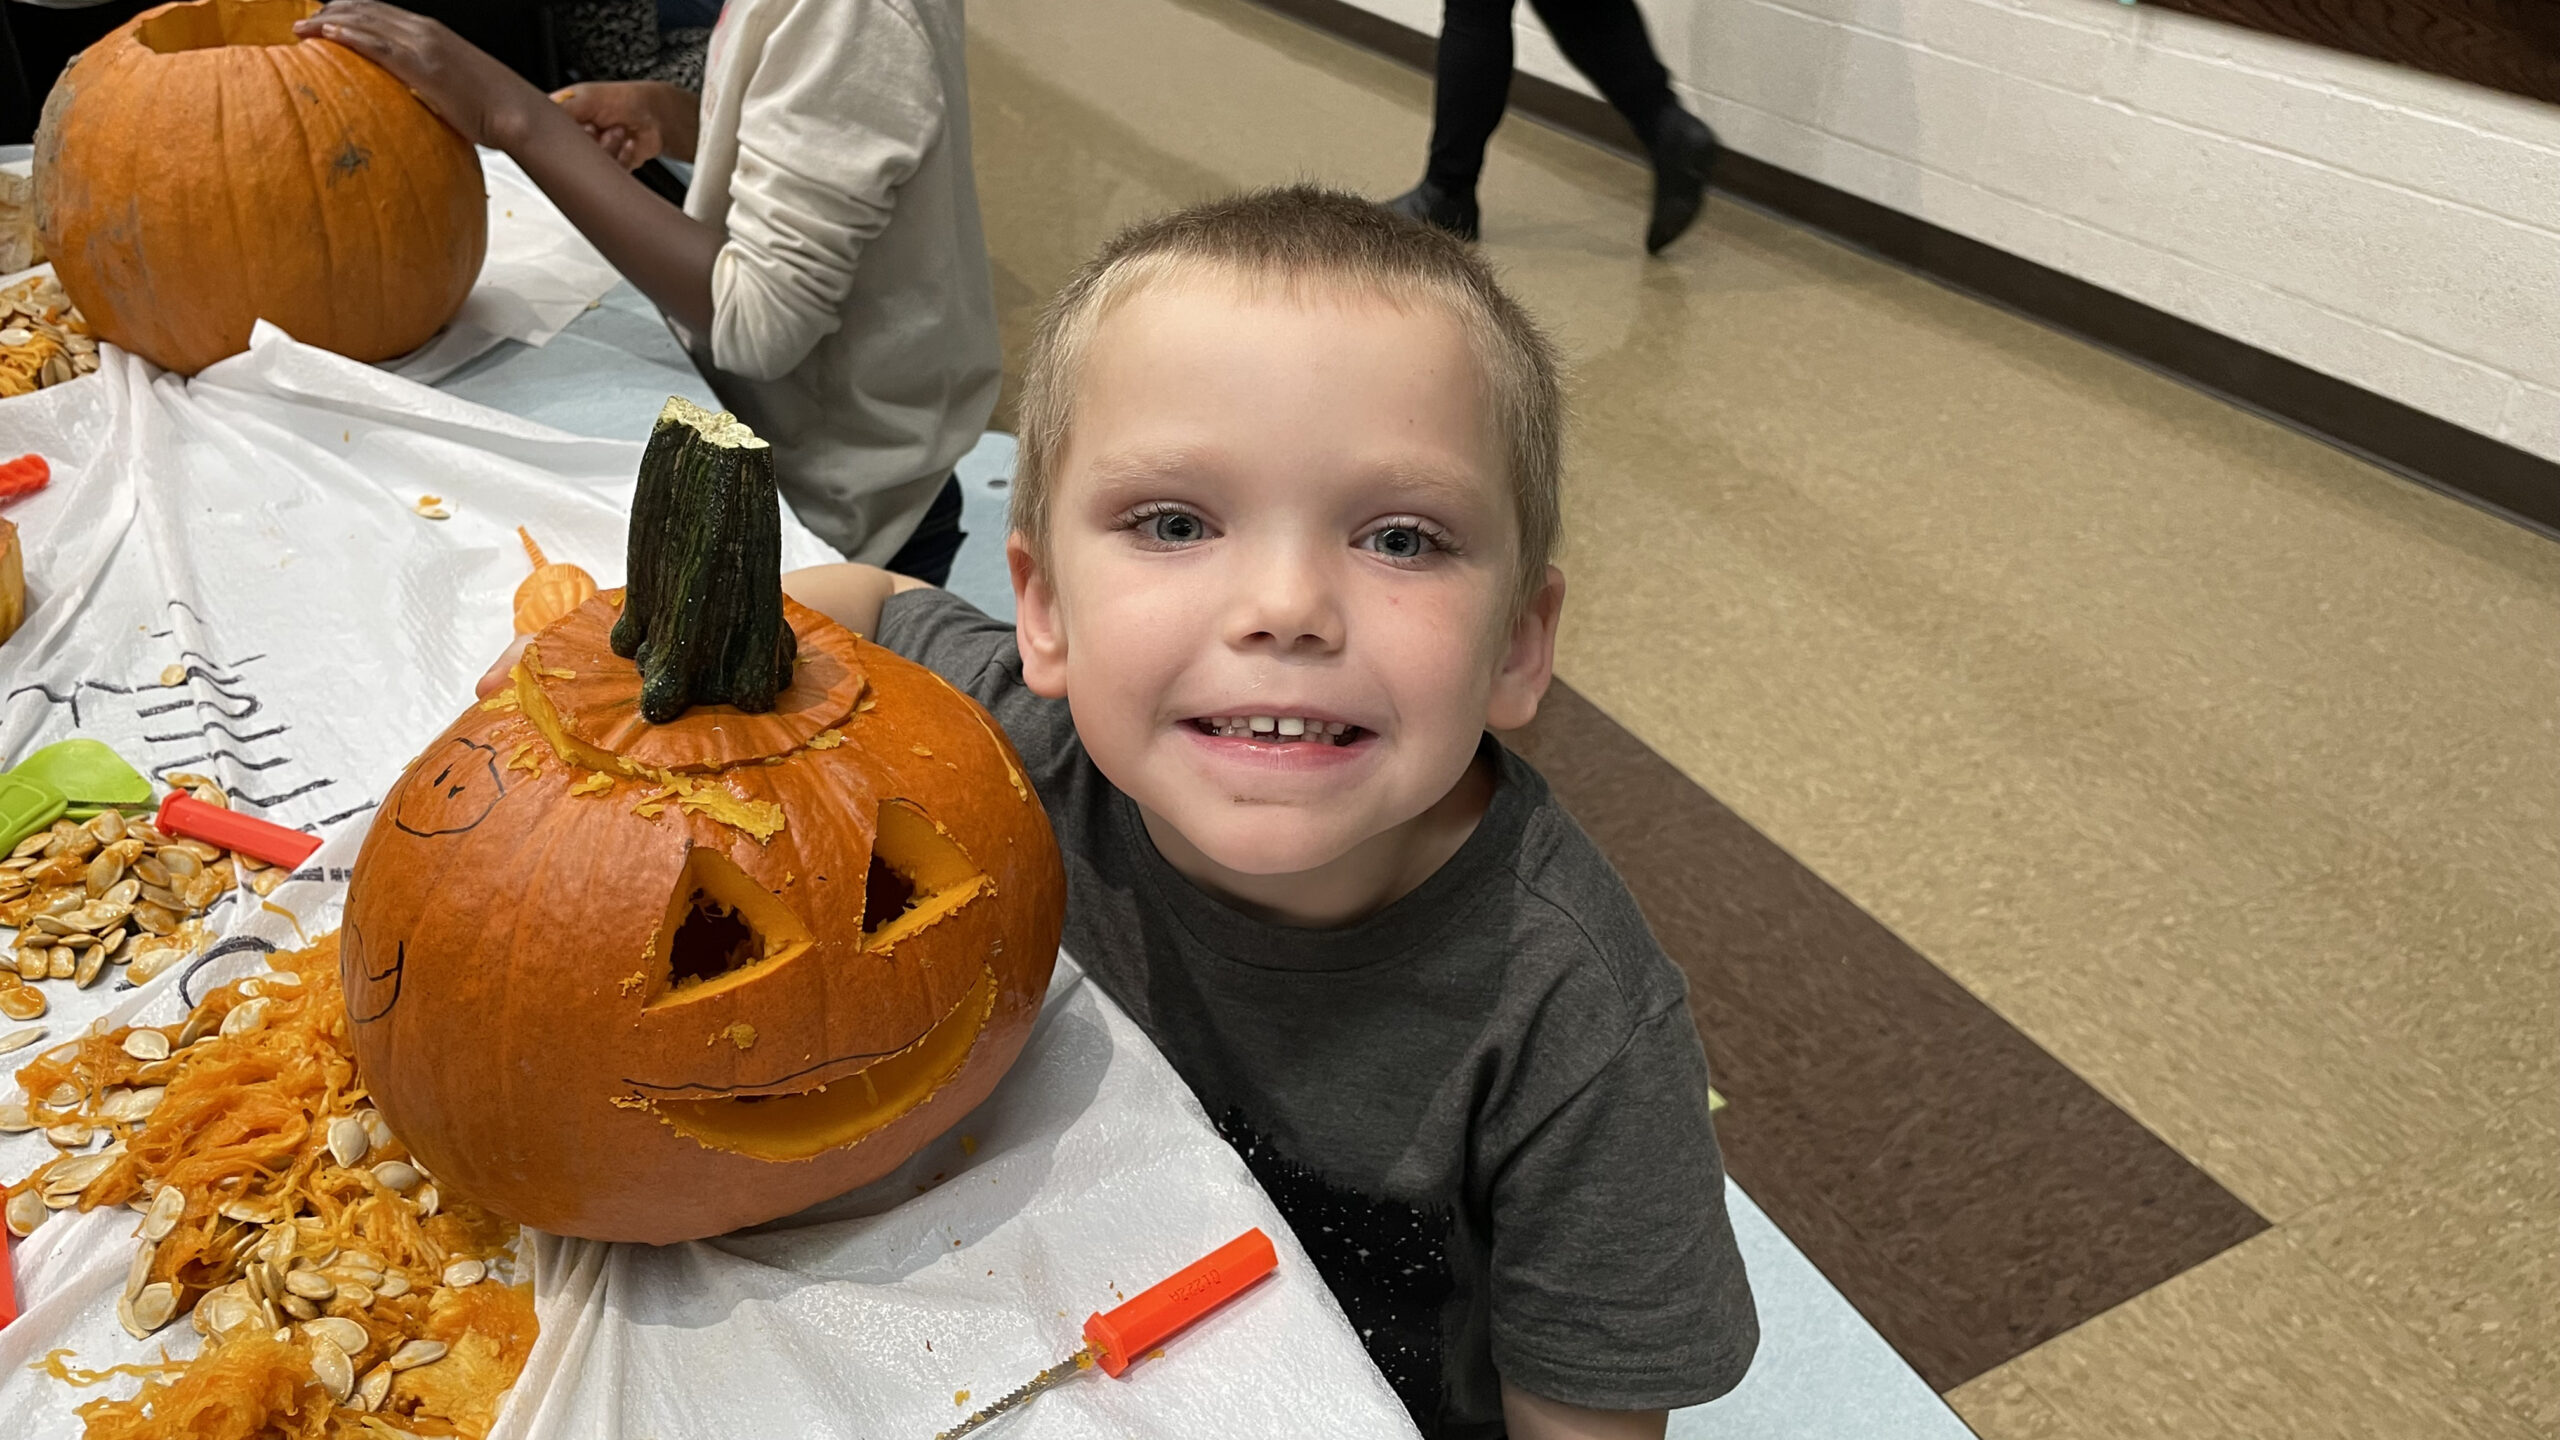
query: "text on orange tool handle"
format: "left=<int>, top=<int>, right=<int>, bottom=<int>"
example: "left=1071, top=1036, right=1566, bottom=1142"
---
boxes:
left=1082, top=1228, right=1278, bottom=1378
left=156, top=791, right=323, bottom=871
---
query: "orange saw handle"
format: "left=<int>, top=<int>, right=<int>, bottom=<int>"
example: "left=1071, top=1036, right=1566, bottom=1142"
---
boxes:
left=1082, top=1228, right=1277, bottom=1377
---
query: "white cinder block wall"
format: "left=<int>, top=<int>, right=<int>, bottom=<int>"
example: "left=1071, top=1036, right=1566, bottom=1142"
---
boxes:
left=1345, top=0, right=2560, bottom=463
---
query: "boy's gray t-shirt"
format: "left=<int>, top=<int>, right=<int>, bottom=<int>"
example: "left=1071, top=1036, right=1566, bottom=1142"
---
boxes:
left=879, top=589, right=1756, bottom=1437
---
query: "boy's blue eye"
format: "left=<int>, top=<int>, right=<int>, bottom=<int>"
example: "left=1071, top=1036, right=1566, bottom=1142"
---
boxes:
left=1364, top=524, right=1436, bottom=559
left=1146, top=511, right=1207, bottom=544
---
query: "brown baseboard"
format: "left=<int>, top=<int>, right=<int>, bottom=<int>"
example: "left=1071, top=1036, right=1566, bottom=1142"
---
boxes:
left=1245, top=0, right=2560, bottom=538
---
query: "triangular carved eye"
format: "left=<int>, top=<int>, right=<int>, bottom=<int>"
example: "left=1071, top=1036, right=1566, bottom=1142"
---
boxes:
left=862, top=800, right=992, bottom=949
left=646, top=847, right=814, bottom=1009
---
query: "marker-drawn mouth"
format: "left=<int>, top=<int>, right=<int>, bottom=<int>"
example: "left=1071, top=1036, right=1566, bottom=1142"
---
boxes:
left=623, top=967, right=998, bottom=1160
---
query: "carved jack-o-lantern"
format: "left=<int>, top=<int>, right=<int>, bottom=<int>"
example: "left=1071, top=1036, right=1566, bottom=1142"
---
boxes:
left=343, top=401, right=1062, bottom=1244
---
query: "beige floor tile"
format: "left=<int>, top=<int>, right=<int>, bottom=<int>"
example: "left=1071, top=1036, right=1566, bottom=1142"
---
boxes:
left=1946, top=1369, right=2075, bottom=1439
left=2291, top=1091, right=2560, bottom=1432
left=1987, top=936, right=2476, bottom=1220
left=1998, top=1228, right=2542, bottom=1440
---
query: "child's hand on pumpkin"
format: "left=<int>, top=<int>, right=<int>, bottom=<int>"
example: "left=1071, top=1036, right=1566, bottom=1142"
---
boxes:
left=476, top=636, right=531, bottom=700
left=296, top=2, right=546, bottom=151
left=552, top=82, right=698, bottom=169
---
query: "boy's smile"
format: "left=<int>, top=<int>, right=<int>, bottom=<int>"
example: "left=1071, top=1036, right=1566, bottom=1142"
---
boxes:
left=1011, top=274, right=1563, bottom=926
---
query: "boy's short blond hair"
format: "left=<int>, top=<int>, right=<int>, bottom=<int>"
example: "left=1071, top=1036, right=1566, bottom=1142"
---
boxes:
left=1011, top=185, right=1563, bottom=608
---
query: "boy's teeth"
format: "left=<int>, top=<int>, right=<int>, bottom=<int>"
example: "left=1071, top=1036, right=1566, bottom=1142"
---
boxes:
left=1198, top=715, right=1357, bottom=744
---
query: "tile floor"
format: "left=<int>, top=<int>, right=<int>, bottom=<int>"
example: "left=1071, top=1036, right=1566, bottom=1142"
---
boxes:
left=961, top=0, right=2560, bottom=1434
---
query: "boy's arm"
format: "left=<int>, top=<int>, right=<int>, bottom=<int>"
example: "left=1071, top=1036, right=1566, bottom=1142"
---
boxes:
left=1501, top=1384, right=1667, bottom=1440
left=781, top=563, right=934, bottom=639
left=297, top=3, right=723, bottom=337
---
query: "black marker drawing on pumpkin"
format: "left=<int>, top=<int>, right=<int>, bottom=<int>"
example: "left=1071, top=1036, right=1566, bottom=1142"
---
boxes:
left=392, top=735, right=508, bottom=837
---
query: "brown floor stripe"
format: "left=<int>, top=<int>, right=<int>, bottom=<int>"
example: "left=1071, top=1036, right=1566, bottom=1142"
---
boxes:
left=1509, top=682, right=2268, bottom=1391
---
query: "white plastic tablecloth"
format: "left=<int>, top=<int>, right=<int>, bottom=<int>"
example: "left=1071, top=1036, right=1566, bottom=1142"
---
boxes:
left=0, top=329, right=1411, bottom=1435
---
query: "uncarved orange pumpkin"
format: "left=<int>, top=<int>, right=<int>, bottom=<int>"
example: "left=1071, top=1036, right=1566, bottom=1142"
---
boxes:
left=33, top=0, right=487, bottom=375
left=342, top=593, right=1065, bottom=1242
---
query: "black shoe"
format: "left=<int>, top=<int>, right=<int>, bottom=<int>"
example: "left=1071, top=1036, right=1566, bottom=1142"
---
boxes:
left=1646, top=109, right=1720, bottom=254
left=1385, top=181, right=1481, bottom=242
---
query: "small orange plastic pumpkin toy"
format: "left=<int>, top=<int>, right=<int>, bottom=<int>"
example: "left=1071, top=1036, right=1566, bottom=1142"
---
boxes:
left=343, top=400, right=1063, bottom=1243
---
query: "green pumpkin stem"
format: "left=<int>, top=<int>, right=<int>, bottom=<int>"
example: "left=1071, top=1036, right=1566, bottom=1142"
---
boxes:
left=611, top=396, right=798, bottom=723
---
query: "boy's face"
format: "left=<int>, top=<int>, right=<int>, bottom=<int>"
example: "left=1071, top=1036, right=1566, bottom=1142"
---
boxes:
left=1011, top=275, right=1563, bottom=884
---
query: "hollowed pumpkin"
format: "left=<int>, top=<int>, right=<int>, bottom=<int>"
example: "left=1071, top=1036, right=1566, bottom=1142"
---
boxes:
left=33, top=0, right=487, bottom=375
left=341, top=399, right=1063, bottom=1244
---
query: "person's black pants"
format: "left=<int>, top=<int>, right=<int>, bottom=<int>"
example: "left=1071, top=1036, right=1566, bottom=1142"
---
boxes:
left=884, top=473, right=967, bottom=587
left=1425, top=0, right=1677, bottom=195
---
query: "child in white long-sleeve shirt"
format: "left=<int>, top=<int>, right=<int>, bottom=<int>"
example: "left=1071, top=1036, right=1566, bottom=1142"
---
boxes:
left=300, top=0, right=1000, bottom=582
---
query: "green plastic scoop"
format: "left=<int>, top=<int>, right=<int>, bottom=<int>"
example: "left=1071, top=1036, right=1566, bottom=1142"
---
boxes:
left=17, top=739, right=154, bottom=813
left=0, top=770, right=66, bottom=855
left=0, top=740, right=154, bottom=849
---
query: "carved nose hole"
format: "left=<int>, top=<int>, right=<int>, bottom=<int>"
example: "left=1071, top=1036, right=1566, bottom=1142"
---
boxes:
left=862, top=800, right=992, bottom=949
left=862, top=853, right=918, bottom=935
left=668, top=896, right=759, bottom=989
left=644, top=847, right=813, bottom=1008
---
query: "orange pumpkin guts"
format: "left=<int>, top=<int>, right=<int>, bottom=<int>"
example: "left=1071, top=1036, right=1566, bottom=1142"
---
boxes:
left=33, top=0, right=487, bottom=375
left=342, top=399, right=1064, bottom=1243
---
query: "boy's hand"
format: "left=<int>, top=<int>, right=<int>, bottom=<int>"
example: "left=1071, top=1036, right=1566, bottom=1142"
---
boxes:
left=295, top=3, right=546, bottom=151
left=552, top=82, right=698, bottom=169
left=476, top=635, right=531, bottom=699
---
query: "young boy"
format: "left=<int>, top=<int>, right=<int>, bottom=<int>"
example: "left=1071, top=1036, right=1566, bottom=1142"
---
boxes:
left=788, top=187, right=1756, bottom=1439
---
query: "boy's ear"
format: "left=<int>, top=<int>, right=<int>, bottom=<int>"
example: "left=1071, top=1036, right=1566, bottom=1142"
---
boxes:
left=1485, top=565, right=1565, bottom=732
left=1007, top=531, right=1072, bottom=699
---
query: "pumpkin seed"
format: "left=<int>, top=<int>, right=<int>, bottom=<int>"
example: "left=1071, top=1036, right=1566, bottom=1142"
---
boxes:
left=411, top=1183, right=440, bottom=1218
left=83, top=849, right=124, bottom=897
left=132, top=900, right=180, bottom=936
left=125, top=1086, right=165, bottom=1119
left=5, top=1187, right=44, bottom=1236
left=326, top=1115, right=370, bottom=1167
left=86, top=810, right=125, bottom=845
left=128, top=943, right=185, bottom=984
left=123, top=1237, right=158, bottom=1300
left=221, top=998, right=270, bottom=1037
left=132, top=856, right=171, bottom=889
left=387, top=1339, right=447, bottom=1371
left=284, top=1269, right=335, bottom=1301
left=45, top=1121, right=92, bottom=1148
left=357, top=1363, right=394, bottom=1412
left=11, top=832, right=50, bottom=859
left=0, top=1101, right=31, bottom=1132
left=357, top=1109, right=394, bottom=1151
left=143, top=1183, right=186, bottom=1240
left=281, top=1293, right=321, bottom=1320
left=369, top=1161, right=419, bottom=1193
left=204, top=1292, right=254, bottom=1337
left=46, top=1152, right=114, bottom=1196
left=440, top=1259, right=486, bottom=1289
left=335, top=1280, right=376, bottom=1309
left=0, top=988, right=47, bottom=1020
left=45, top=948, right=73, bottom=980
left=310, top=1335, right=357, bottom=1399
left=0, top=1024, right=44, bottom=1055
left=375, top=1273, right=412, bottom=1299
left=74, top=945, right=105, bottom=988
left=9, top=950, right=42, bottom=983
left=123, top=1028, right=172, bottom=1061
left=129, top=1282, right=176, bottom=1334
